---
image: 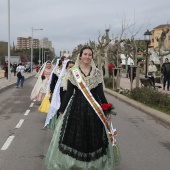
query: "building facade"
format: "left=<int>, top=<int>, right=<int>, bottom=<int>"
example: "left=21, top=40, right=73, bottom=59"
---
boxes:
left=60, top=50, right=70, bottom=57
left=150, top=24, right=170, bottom=49
left=17, top=37, right=39, bottom=50
left=39, top=37, right=55, bottom=53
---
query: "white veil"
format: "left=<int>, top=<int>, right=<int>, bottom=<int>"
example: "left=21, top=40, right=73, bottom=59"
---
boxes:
left=44, top=59, right=69, bottom=127
left=46, top=59, right=60, bottom=95
left=30, top=62, right=48, bottom=100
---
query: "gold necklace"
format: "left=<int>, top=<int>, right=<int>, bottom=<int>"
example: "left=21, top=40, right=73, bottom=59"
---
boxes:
left=83, top=76, right=89, bottom=84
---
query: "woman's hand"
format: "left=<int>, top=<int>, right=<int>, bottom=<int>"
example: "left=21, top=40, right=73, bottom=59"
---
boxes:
left=106, top=114, right=111, bottom=121
left=59, top=112, right=63, bottom=115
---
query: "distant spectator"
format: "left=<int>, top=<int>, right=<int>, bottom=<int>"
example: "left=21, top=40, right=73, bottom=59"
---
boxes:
left=25, top=63, right=30, bottom=72
left=102, top=64, right=105, bottom=76
left=4, top=61, right=8, bottom=79
left=16, top=63, right=26, bottom=88
left=148, top=60, right=157, bottom=86
left=161, top=58, right=170, bottom=91
left=129, top=65, right=136, bottom=82
left=13, top=62, right=17, bottom=76
left=61, top=56, right=66, bottom=61
left=108, top=61, right=115, bottom=78
left=36, top=64, right=41, bottom=73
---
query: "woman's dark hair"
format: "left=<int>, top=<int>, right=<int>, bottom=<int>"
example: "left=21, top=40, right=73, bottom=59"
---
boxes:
left=151, top=60, right=155, bottom=65
left=58, top=59, right=62, bottom=66
left=66, top=61, right=75, bottom=69
left=79, top=46, right=93, bottom=58
left=46, top=60, right=51, bottom=64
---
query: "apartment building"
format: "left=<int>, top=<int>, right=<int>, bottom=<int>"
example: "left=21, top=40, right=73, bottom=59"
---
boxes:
left=150, top=24, right=170, bottom=49
left=39, top=37, right=55, bottom=53
left=17, top=37, right=39, bottom=50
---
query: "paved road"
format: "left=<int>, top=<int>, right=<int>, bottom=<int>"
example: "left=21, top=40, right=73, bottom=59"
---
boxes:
left=0, top=77, right=170, bottom=170
left=0, top=77, right=53, bottom=170
left=106, top=93, right=170, bottom=170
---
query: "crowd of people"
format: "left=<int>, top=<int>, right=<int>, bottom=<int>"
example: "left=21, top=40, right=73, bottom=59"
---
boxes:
left=4, top=61, right=32, bottom=79
left=102, top=58, right=170, bottom=91
left=30, top=46, right=121, bottom=170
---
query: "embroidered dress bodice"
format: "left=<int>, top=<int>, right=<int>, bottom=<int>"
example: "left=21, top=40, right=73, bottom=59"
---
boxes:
left=68, top=67, right=103, bottom=90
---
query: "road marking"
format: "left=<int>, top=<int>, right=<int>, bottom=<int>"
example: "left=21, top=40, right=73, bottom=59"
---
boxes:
left=30, top=103, right=34, bottom=107
left=15, top=119, right=24, bottom=128
left=33, top=99, right=36, bottom=102
left=24, top=110, right=30, bottom=116
left=1, top=135, right=15, bottom=151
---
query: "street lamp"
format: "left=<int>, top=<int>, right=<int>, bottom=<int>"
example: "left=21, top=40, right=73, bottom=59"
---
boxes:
left=7, top=0, right=10, bottom=81
left=44, top=51, right=49, bottom=63
left=31, top=28, right=43, bottom=72
left=38, top=40, right=41, bottom=64
left=144, top=29, right=152, bottom=78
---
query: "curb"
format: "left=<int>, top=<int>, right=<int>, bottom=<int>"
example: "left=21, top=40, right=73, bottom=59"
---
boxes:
left=105, top=88, right=170, bottom=125
left=0, top=75, right=35, bottom=93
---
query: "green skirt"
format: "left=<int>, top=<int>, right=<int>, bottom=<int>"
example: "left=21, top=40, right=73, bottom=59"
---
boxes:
left=45, top=98, right=121, bottom=170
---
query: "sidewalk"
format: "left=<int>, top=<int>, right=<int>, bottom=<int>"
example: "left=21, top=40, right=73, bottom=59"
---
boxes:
left=0, top=71, right=36, bottom=92
left=104, top=73, right=170, bottom=125
left=119, top=73, right=170, bottom=95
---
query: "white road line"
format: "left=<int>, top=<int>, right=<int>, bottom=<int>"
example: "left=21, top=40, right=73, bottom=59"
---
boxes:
left=15, top=119, right=24, bottom=129
left=1, top=135, right=15, bottom=151
left=24, top=110, right=30, bottom=116
left=33, top=99, right=36, bottom=102
left=30, top=103, right=34, bottom=107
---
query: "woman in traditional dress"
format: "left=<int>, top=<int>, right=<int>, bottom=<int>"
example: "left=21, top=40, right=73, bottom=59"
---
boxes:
left=60, top=60, right=75, bottom=104
left=45, top=46, right=121, bottom=170
left=50, top=59, right=63, bottom=95
left=45, top=60, right=75, bottom=129
left=30, top=61, right=53, bottom=101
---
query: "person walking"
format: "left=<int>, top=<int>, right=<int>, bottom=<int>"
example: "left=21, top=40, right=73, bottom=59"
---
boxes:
left=45, top=46, right=121, bottom=170
left=45, top=60, right=75, bottom=129
left=13, top=62, right=17, bottom=76
left=148, top=60, right=157, bottom=86
left=161, top=58, right=170, bottom=91
left=16, top=63, right=26, bottom=88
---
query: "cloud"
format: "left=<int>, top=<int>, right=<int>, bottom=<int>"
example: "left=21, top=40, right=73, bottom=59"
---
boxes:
left=0, top=0, right=170, bottom=56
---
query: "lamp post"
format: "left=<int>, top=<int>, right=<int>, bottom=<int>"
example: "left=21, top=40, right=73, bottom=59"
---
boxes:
left=31, top=28, right=43, bottom=72
left=42, top=39, right=44, bottom=64
left=7, top=0, right=10, bottom=81
left=38, top=40, right=41, bottom=64
left=44, top=51, right=49, bottom=62
left=144, top=29, right=152, bottom=78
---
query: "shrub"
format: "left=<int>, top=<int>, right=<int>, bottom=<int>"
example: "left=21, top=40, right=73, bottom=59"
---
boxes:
left=104, top=77, right=113, bottom=89
left=129, top=87, right=170, bottom=114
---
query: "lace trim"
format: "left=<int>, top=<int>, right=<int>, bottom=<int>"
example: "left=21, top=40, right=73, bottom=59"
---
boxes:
left=68, top=67, right=103, bottom=90
left=61, top=72, right=69, bottom=91
left=59, top=143, right=107, bottom=162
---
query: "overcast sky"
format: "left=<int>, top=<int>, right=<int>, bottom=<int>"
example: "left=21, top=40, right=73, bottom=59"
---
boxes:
left=0, top=0, right=170, bottom=56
